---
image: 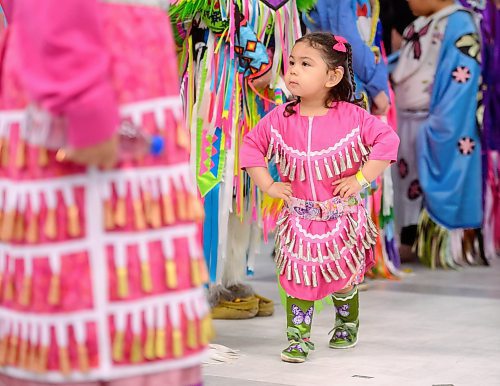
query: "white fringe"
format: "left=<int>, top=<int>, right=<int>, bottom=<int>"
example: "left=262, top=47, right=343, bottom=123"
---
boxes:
left=203, top=344, right=240, bottom=365
left=222, top=211, right=252, bottom=288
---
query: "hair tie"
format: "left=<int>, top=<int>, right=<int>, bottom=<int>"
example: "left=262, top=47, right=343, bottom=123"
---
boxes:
left=333, top=35, right=347, bottom=53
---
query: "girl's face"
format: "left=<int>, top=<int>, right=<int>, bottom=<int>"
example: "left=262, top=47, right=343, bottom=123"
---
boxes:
left=285, top=42, right=341, bottom=102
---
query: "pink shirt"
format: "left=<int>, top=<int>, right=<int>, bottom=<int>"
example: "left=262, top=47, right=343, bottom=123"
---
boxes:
left=3, top=0, right=118, bottom=148
left=241, top=101, right=399, bottom=201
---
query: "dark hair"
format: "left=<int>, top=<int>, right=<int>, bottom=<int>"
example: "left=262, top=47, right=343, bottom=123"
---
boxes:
left=284, top=32, right=365, bottom=117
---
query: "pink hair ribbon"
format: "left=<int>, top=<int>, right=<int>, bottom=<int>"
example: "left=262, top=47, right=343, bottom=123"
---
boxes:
left=333, top=35, right=347, bottom=53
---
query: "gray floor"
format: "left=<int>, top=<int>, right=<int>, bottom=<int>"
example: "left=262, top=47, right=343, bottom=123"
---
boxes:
left=204, top=244, right=500, bottom=386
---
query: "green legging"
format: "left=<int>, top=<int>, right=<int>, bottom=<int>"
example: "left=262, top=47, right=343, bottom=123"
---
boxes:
left=285, top=286, right=359, bottom=340
left=285, top=296, right=315, bottom=340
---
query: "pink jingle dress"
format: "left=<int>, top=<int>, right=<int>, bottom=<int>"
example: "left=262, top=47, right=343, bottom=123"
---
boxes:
left=240, top=102, right=399, bottom=301
left=0, top=0, right=208, bottom=385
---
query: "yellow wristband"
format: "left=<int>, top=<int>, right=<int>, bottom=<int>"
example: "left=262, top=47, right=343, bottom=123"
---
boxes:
left=355, top=170, right=370, bottom=189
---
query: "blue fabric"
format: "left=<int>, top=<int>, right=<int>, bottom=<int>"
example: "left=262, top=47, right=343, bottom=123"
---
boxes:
left=203, top=185, right=220, bottom=283
left=302, top=0, right=389, bottom=100
left=235, top=22, right=270, bottom=77
left=417, top=10, right=483, bottom=229
left=387, top=51, right=400, bottom=74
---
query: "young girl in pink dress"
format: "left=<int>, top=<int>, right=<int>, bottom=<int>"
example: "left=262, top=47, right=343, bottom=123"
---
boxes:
left=240, top=32, right=399, bottom=363
left=0, top=0, right=209, bottom=385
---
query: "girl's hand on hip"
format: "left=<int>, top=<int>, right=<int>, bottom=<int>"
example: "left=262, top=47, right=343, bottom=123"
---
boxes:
left=332, top=176, right=362, bottom=198
left=266, top=182, right=292, bottom=204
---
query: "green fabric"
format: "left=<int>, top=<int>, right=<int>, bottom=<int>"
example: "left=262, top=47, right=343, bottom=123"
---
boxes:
left=169, top=1, right=227, bottom=34
left=281, top=296, right=315, bottom=362
left=200, top=6, right=229, bottom=33
left=296, top=0, right=318, bottom=12
left=416, top=209, right=455, bottom=269
left=329, top=287, right=359, bottom=349
left=379, top=206, right=394, bottom=230
left=169, top=0, right=216, bottom=22
left=285, top=297, right=314, bottom=337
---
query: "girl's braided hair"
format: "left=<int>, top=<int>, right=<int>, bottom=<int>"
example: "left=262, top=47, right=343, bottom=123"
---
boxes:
left=284, top=32, right=365, bottom=117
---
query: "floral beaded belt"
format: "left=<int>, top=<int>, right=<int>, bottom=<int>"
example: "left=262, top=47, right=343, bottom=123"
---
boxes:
left=286, top=195, right=360, bottom=221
